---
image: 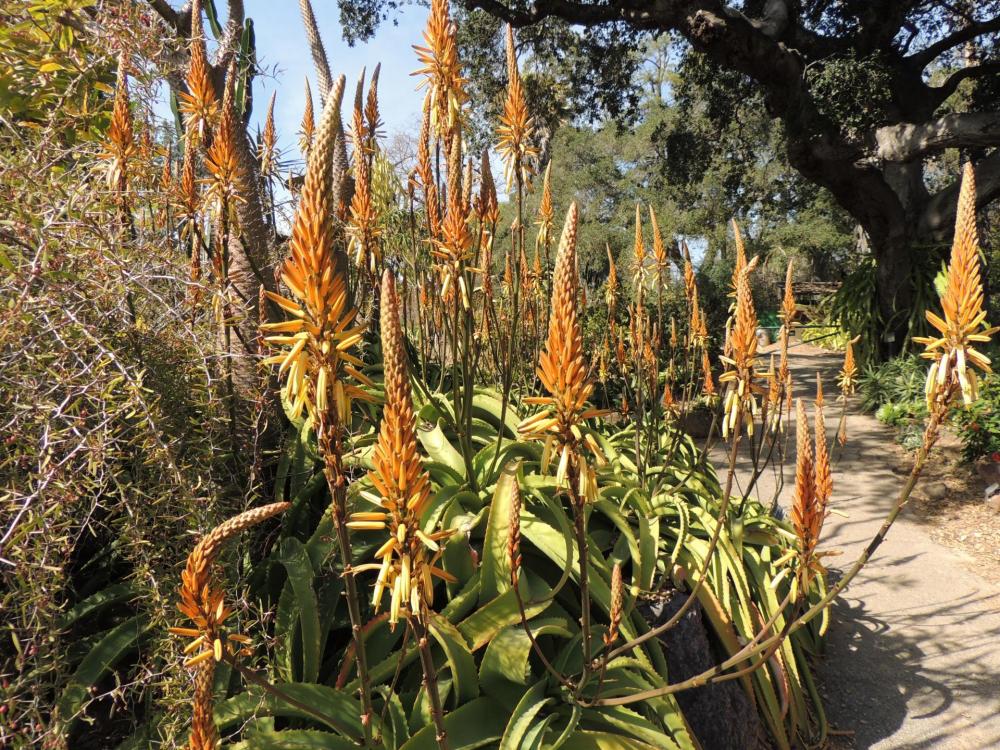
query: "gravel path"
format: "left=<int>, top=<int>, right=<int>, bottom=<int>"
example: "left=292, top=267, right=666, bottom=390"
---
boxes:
left=711, top=343, right=1000, bottom=750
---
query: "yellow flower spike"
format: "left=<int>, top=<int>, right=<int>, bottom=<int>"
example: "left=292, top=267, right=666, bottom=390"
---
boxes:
left=352, top=271, right=454, bottom=625
left=262, top=76, right=368, bottom=428
left=177, top=0, right=219, bottom=146
left=171, top=503, right=289, bottom=750
left=496, top=24, right=536, bottom=190
left=914, top=163, right=998, bottom=413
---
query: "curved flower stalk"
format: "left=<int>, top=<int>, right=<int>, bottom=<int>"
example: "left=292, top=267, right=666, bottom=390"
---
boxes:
left=413, top=0, right=467, bottom=143
left=496, top=25, right=536, bottom=191
left=178, top=0, right=218, bottom=147
left=914, top=163, right=998, bottom=412
left=719, top=256, right=761, bottom=438
left=169, top=502, right=290, bottom=750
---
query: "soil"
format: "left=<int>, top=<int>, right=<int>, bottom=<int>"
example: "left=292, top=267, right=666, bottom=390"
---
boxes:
left=897, top=431, right=1000, bottom=582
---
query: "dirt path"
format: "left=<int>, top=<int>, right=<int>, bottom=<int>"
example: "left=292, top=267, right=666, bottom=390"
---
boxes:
left=711, top=343, right=1000, bottom=750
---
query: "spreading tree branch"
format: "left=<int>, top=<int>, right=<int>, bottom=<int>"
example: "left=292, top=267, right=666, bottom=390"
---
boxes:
left=874, top=112, right=1000, bottom=162
left=918, top=150, right=1000, bottom=241
left=930, top=61, right=1000, bottom=108
left=909, top=14, right=1000, bottom=68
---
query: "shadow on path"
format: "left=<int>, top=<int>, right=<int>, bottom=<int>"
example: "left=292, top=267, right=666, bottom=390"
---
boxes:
left=710, top=344, right=1000, bottom=749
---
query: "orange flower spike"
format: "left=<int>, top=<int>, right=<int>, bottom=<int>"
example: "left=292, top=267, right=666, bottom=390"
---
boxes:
left=348, top=74, right=380, bottom=271
left=259, top=92, right=278, bottom=178
left=496, top=24, right=536, bottom=190
left=349, top=271, right=454, bottom=624
left=104, top=52, right=135, bottom=194
left=814, top=375, right=833, bottom=534
left=631, top=203, right=646, bottom=293
left=476, top=146, right=500, bottom=225
left=170, top=502, right=289, bottom=750
left=605, top=244, right=619, bottom=317
left=701, top=347, right=716, bottom=397
left=536, top=161, right=554, bottom=247
left=261, top=76, right=372, bottom=424
left=781, top=259, right=796, bottom=324
left=649, top=205, right=669, bottom=280
left=730, top=218, right=747, bottom=298
left=915, top=163, right=998, bottom=411
left=178, top=0, right=218, bottom=146
left=838, top=337, right=858, bottom=397
left=412, top=0, right=467, bottom=141
left=364, top=63, right=384, bottom=150
left=203, top=67, right=244, bottom=221
left=718, top=256, right=761, bottom=438
left=518, top=203, right=606, bottom=498
left=299, top=77, right=315, bottom=161
left=790, top=400, right=819, bottom=592
left=433, top=135, right=473, bottom=308
left=681, top=240, right=696, bottom=308
left=416, top=94, right=441, bottom=238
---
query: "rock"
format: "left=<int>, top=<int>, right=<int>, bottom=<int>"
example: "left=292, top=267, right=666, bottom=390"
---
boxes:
left=924, top=481, right=948, bottom=501
left=639, top=592, right=770, bottom=750
left=986, top=484, right=1000, bottom=514
left=976, top=460, right=1000, bottom=484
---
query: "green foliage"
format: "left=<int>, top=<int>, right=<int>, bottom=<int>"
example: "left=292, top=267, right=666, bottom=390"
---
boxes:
left=0, top=1, right=110, bottom=138
left=951, top=375, right=1000, bottom=462
left=805, top=53, right=893, bottom=139
left=859, top=355, right=929, bottom=448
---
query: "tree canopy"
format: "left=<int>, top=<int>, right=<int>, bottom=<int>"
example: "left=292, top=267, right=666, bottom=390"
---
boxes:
left=336, top=0, right=1000, bottom=351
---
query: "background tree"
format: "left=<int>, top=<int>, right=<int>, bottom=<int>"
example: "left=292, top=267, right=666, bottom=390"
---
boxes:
left=337, top=0, right=1000, bottom=354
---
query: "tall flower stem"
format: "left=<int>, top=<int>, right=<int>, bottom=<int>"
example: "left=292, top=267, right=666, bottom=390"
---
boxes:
left=411, top=614, right=449, bottom=750
left=490, top=171, right=524, bottom=478
left=318, top=417, right=374, bottom=743
left=568, top=459, right=593, bottom=693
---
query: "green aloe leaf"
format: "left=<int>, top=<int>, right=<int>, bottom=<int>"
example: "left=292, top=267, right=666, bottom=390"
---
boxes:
left=399, top=697, right=506, bottom=750
left=479, top=462, right=519, bottom=603
left=56, top=615, right=150, bottom=725
left=215, top=683, right=363, bottom=740
left=277, top=538, right=322, bottom=683
left=428, top=617, right=480, bottom=706
left=229, top=729, right=358, bottom=749
left=498, top=680, right=551, bottom=750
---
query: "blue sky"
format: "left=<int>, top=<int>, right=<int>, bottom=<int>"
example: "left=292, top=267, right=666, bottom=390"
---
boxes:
left=226, top=1, right=428, bottom=165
